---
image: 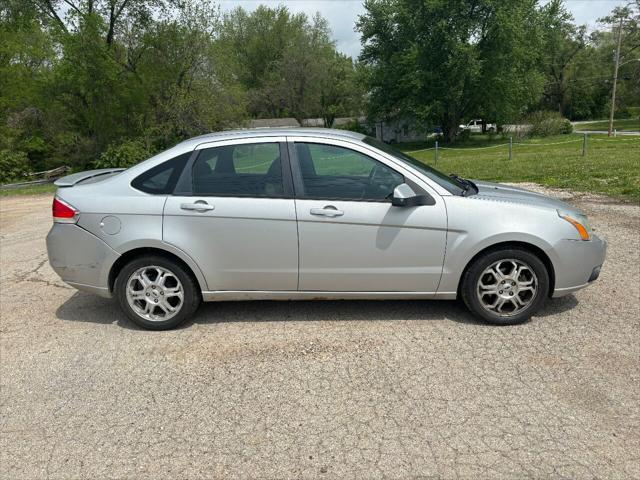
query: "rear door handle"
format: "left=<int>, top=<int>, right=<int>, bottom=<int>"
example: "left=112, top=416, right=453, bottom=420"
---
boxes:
left=181, top=201, right=214, bottom=212
left=310, top=206, right=344, bottom=217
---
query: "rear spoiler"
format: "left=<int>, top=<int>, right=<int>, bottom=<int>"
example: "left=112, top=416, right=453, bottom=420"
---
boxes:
left=54, top=168, right=125, bottom=187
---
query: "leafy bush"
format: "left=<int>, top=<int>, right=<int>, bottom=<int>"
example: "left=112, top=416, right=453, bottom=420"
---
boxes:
left=458, top=128, right=471, bottom=140
left=626, top=107, right=640, bottom=118
left=524, top=111, right=573, bottom=137
left=0, top=150, right=31, bottom=184
left=94, top=140, right=151, bottom=169
left=561, top=118, right=573, bottom=134
left=340, top=119, right=372, bottom=135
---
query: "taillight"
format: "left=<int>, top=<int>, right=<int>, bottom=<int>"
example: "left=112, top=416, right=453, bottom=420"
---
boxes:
left=52, top=197, right=78, bottom=223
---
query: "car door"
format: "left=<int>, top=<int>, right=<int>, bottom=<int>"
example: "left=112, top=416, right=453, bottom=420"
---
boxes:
left=289, top=137, right=448, bottom=293
left=163, top=137, right=298, bottom=291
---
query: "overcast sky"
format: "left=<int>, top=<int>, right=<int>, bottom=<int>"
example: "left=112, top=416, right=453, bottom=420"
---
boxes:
left=217, top=0, right=628, bottom=58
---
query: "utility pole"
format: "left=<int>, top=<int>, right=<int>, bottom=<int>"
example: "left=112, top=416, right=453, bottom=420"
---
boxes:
left=608, top=16, right=624, bottom=137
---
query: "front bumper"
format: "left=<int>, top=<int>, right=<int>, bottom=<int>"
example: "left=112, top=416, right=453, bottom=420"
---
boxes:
left=551, top=234, right=607, bottom=297
left=46, top=223, right=120, bottom=298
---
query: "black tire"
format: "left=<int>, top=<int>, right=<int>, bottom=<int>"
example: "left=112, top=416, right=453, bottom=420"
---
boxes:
left=115, top=255, right=201, bottom=330
left=460, top=247, right=549, bottom=325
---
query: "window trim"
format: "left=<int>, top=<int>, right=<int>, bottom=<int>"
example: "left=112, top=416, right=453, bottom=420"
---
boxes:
left=173, top=139, right=294, bottom=199
left=289, top=140, right=408, bottom=203
left=130, top=151, right=191, bottom=195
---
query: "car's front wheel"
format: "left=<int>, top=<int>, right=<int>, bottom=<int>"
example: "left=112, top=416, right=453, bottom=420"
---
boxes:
left=115, top=255, right=201, bottom=330
left=460, top=247, right=549, bottom=325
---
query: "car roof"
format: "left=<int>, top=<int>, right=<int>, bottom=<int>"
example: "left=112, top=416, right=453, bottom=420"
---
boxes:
left=177, top=127, right=366, bottom=149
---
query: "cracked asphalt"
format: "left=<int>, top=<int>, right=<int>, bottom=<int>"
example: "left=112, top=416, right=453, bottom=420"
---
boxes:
left=1, top=185, right=639, bottom=479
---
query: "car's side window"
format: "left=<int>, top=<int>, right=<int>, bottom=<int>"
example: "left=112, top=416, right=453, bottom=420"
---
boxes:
left=295, top=142, right=404, bottom=201
left=192, top=143, right=284, bottom=197
left=131, top=152, right=191, bottom=194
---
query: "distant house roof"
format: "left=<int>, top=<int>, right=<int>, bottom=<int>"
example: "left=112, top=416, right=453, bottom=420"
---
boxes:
left=249, top=118, right=300, bottom=128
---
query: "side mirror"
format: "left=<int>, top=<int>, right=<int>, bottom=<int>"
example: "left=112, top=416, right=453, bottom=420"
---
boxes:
left=391, top=183, right=435, bottom=207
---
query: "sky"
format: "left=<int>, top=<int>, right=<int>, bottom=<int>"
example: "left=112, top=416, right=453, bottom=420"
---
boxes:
left=217, top=0, right=629, bottom=59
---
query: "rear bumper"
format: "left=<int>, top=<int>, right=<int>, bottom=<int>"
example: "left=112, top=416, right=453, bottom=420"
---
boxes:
left=46, top=223, right=119, bottom=298
left=551, top=234, right=607, bottom=298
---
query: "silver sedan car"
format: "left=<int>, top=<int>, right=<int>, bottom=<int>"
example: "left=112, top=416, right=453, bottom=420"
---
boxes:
left=46, top=128, right=606, bottom=330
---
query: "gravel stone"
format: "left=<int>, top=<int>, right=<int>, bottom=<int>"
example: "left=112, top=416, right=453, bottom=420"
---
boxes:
left=1, top=186, right=638, bottom=479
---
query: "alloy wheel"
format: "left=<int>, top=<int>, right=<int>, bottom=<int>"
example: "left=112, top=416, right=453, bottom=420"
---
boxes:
left=126, top=266, right=184, bottom=322
left=476, top=259, right=538, bottom=317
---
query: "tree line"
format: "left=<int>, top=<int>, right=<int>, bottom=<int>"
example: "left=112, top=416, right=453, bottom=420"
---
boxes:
left=0, top=0, right=362, bottom=176
left=0, top=0, right=638, bottom=179
left=358, top=0, right=639, bottom=141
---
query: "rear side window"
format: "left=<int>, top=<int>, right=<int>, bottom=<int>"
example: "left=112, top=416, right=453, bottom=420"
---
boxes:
left=192, top=143, right=284, bottom=197
left=131, top=152, right=190, bottom=194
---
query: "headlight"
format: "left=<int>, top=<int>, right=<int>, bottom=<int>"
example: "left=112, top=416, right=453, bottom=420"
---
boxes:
left=557, top=210, right=591, bottom=241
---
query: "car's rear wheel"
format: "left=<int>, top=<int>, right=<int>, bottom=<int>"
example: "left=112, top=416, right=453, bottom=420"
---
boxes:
left=115, top=255, right=201, bottom=330
left=461, top=247, right=549, bottom=325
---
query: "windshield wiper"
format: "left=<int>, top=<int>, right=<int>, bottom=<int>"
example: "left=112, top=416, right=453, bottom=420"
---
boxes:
left=449, top=174, right=478, bottom=196
left=449, top=174, right=471, bottom=194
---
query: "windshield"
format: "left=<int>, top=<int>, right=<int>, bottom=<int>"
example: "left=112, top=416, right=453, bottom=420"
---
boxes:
left=363, top=136, right=466, bottom=195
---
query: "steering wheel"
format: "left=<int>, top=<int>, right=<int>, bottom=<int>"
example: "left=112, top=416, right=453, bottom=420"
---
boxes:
left=368, top=164, right=400, bottom=198
left=368, top=164, right=383, bottom=184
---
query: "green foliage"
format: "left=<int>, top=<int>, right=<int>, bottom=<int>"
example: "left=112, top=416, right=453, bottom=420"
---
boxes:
left=524, top=111, right=573, bottom=137
left=219, top=7, right=362, bottom=123
left=0, top=150, right=31, bottom=183
left=358, top=0, right=547, bottom=142
left=561, top=118, right=574, bottom=134
left=535, top=1, right=639, bottom=120
left=0, top=0, right=636, bottom=175
left=0, top=1, right=360, bottom=172
left=458, top=129, right=472, bottom=141
left=94, top=140, right=151, bottom=169
left=339, top=119, right=371, bottom=135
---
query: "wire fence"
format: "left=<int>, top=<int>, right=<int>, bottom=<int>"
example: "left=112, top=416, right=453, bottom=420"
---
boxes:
left=1, top=166, right=70, bottom=190
left=406, top=133, right=639, bottom=164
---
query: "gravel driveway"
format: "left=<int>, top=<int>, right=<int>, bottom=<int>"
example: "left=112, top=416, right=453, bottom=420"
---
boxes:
left=1, top=185, right=638, bottom=479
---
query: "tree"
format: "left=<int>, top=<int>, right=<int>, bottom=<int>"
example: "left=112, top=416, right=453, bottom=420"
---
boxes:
left=357, top=0, right=548, bottom=142
left=0, top=0, right=246, bottom=172
left=219, top=6, right=362, bottom=123
left=32, top=0, right=170, bottom=46
left=599, top=2, right=640, bottom=134
left=560, top=38, right=611, bottom=120
left=319, top=52, right=363, bottom=127
left=131, top=1, right=246, bottom=147
left=0, top=1, right=55, bottom=170
left=538, top=0, right=587, bottom=116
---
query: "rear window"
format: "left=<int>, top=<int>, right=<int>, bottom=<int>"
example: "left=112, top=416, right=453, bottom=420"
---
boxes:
left=131, top=152, right=191, bottom=194
left=191, top=143, right=284, bottom=197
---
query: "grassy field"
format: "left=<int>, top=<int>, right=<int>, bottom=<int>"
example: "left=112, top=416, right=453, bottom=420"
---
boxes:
left=573, top=118, right=639, bottom=132
left=0, top=183, right=57, bottom=197
left=400, top=134, right=640, bottom=202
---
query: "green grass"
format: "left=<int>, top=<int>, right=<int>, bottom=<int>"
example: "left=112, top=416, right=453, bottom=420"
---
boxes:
left=573, top=118, right=639, bottom=132
left=0, top=183, right=57, bottom=197
left=399, top=134, right=640, bottom=202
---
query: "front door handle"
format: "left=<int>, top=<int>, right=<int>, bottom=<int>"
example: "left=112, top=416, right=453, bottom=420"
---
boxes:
left=310, top=205, right=344, bottom=217
left=181, top=200, right=214, bottom=212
